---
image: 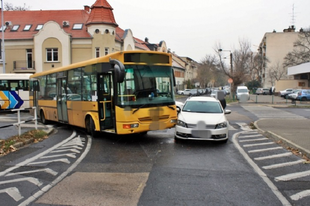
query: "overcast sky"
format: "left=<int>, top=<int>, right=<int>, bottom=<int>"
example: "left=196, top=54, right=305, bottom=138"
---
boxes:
left=9, top=0, right=310, bottom=62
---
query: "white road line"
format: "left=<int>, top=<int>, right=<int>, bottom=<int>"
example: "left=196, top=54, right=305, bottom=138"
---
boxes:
left=249, top=147, right=283, bottom=153
left=254, top=152, right=292, bottom=160
left=50, top=149, right=80, bottom=154
left=275, top=170, right=310, bottom=182
left=58, top=145, right=83, bottom=150
left=5, top=168, right=58, bottom=177
left=239, top=138, right=268, bottom=142
left=0, top=187, right=23, bottom=201
left=19, top=135, right=92, bottom=206
left=0, top=131, right=77, bottom=177
left=27, top=158, right=70, bottom=165
left=39, top=153, right=77, bottom=159
left=238, top=134, right=262, bottom=139
left=290, top=190, right=310, bottom=201
left=262, top=160, right=305, bottom=170
left=243, top=142, right=275, bottom=147
left=0, top=177, right=42, bottom=186
left=232, top=131, right=291, bottom=206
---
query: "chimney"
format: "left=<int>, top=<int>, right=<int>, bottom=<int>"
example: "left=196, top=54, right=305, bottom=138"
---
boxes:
left=84, top=5, right=90, bottom=12
left=145, top=37, right=149, bottom=43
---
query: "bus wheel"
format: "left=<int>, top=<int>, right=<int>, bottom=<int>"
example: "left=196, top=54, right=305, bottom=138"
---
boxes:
left=40, top=110, right=47, bottom=124
left=86, top=117, right=95, bottom=137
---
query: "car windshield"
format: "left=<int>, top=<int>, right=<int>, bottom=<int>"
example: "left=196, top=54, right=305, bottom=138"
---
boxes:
left=238, top=89, right=248, bottom=93
left=117, top=65, right=174, bottom=107
left=182, top=101, right=223, bottom=113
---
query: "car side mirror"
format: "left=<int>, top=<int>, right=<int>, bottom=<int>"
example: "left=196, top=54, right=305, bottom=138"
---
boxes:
left=225, top=109, right=231, bottom=115
left=176, top=106, right=181, bottom=114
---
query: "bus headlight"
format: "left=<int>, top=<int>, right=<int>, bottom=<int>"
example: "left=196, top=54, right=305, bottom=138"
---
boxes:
left=123, top=123, right=139, bottom=129
left=170, top=119, right=177, bottom=123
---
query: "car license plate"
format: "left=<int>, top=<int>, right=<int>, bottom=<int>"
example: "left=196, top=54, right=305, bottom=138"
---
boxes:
left=191, top=129, right=211, bottom=138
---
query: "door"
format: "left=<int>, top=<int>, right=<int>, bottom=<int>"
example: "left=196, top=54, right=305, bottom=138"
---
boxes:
left=56, top=78, right=68, bottom=122
left=98, top=73, right=114, bottom=130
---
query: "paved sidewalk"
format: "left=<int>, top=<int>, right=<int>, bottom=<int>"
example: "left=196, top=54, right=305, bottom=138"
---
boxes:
left=254, top=118, right=310, bottom=159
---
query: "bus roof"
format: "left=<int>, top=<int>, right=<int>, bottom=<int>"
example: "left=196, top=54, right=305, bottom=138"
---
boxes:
left=0, top=73, right=32, bottom=80
left=30, top=51, right=172, bottom=78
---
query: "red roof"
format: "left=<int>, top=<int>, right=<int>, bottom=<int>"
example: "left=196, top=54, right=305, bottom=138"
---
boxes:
left=2, top=10, right=91, bottom=40
left=86, top=0, right=118, bottom=26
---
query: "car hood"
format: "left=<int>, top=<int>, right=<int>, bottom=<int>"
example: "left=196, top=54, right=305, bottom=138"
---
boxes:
left=179, top=111, right=227, bottom=124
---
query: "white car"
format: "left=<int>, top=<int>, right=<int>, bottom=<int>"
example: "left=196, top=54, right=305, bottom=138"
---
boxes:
left=236, top=86, right=250, bottom=101
left=177, top=90, right=184, bottom=95
left=175, top=96, right=231, bottom=143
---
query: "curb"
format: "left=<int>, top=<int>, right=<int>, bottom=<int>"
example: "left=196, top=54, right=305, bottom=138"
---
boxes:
left=12, top=127, right=54, bottom=149
left=254, top=120, right=310, bottom=160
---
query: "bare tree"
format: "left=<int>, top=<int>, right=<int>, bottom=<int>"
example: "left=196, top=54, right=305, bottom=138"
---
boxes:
left=215, top=39, right=254, bottom=93
left=283, top=27, right=310, bottom=67
left=268, top=62, right=286, bottom=85
left=197, top=55, right=217, bottom=88
left=4, top=3, right=29, bottom=11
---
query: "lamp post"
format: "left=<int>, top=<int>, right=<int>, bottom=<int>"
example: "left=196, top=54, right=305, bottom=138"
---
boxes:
left=218, top=49, right=233, bottom=74
left=1, top=0, right=5, bottom=73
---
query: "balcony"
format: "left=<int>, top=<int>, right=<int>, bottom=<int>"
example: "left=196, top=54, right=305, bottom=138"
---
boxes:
left=13, top=60, right=35, bottom=73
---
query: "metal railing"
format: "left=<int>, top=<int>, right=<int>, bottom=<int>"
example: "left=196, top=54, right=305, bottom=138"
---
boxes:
left=0, top=107, right=37, bottom=136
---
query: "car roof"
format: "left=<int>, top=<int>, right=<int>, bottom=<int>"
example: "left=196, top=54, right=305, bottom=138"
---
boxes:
left=186, top=96, right=219, bottom=102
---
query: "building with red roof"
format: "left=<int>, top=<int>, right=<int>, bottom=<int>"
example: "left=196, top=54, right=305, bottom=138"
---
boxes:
left=0, top=0, right=169, bottom=74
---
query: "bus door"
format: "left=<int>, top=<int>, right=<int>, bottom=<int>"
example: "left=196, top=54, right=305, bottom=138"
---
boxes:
left=56, top=78, right=68, bottom=122
left=98, top=73, right=114, bottom=130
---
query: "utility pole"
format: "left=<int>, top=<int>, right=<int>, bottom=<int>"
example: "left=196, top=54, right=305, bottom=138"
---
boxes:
left=1, top=0, right=5, bottom=73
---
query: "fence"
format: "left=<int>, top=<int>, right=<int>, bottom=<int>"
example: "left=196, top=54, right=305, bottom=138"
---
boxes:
left=0, top=107, right=37, bottom=136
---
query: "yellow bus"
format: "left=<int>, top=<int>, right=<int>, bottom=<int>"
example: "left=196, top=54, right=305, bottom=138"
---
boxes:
left=30, top=51, right=177, bottom=136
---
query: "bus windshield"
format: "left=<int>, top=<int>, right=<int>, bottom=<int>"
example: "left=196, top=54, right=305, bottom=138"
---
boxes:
left=118, top=65, right=174, bottom=107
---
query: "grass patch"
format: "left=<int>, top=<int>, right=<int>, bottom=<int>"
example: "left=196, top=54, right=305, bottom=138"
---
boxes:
left=0, top=129, right=48, bottom=156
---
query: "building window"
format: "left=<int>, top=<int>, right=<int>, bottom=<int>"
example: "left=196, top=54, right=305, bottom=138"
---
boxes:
left=23, top=25, right=32, bottom=31
left=35, top=24, right=43, bottom=30
left=73, top=23, right=83, bottom=30
left=95, top=47, right=100, bottom=58
left=46, top=48, right=58, bottom=62
left=11, top=25, right=19, bottom=31
left=0, top=25, right=6, bottom=32
left=26, top=49, right=33, bottom=68
left=105, top=48, right=109, bottom=55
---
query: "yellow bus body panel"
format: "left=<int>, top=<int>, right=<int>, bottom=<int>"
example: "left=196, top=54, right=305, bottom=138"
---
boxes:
left=115, top=105, right=177, bottom=135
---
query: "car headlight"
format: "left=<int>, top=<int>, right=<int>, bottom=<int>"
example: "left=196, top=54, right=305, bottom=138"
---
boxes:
left=177, top=120, right=187, bottom=128
left=215, top=122, right=227, bottom=129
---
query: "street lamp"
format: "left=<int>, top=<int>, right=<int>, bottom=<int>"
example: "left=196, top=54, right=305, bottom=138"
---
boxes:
left=218, top=49, right=233, bottom=74
left=1, top=0, right=5, bottom=73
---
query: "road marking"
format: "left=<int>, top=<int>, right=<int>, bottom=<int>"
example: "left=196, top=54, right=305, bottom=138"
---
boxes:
left=19, top=135, right=92, bottom=206
left=290, top=190, right=310, bottom=201
left=263, top=160, right=305, bottom=170
left=243, top=142, right=275, bottom=147
left=0, top=187, right=23, bottom=201
left=275, top=170, right=310, bottom=182
left=0, top=131, right=77, bottom=177
left=5, top=168, right=58, bottom=177
left=27, top=158, right=71, bottom=165
left=239, top=138, right=268, bottom=142
left=39, top=153, right=77, bottom=159
left=232, top=131, right=291, bottom=206
left=254, top=152, right=292, bottom=160
left=0, top=177, right=42, bottom=186
left=238, top=134, right=262, bottom=139
left=249, top=147, right=283, bottom=153
left=51, top=149, right=80, bottom=154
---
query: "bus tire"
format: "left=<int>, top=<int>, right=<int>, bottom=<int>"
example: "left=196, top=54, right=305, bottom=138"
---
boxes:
left=86, top=116, right=96, bottom=137
left=40, top=110, right=47, bottom=124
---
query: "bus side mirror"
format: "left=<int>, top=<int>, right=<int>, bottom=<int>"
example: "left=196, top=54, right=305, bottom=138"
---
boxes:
left=110, top=59, right=125, bottom=83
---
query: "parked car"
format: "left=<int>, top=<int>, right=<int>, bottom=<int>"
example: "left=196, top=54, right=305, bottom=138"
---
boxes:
left=210, top=90, right=218, bottom=98
left=175, top=96, right=231, bottom=143
left=262, top=88, right=270, bottom=95
left=295, top=89, right=310, bottom=101
left=236, top=86, right=250, bottom=100
left=280, top=88, right=293, bottom=98
left=177, top=90, right=184, bottom=95
left=183, top=89, right=197, bottom=96
left=287, top=89, right=301, bottom=100
left=255, top=88, right=264, bottom=95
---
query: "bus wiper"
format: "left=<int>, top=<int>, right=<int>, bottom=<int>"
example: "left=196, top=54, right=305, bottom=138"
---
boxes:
left=132, top=104, right=147, bottom=114
left=167, top=105, right=175, bottom=110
